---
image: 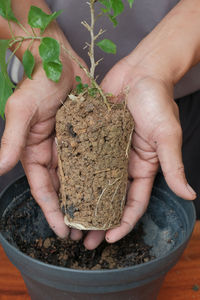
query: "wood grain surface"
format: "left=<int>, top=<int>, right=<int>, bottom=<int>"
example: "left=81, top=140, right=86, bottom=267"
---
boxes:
left=0, top=222, right=200, bottom=300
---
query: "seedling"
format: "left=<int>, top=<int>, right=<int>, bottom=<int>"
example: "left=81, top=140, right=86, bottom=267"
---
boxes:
left=0, top=0, right=134, bottom=118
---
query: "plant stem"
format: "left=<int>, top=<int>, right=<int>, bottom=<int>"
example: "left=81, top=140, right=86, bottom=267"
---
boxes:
left=9, top=36, right=42, bottom=48
left=18, top=22, right=31, bottom=36
left=31, top=27, right=37, bottom=37
left=28, top=39, right=34, bottom=50
left=8, top=20, right=15, bottom=39
left=61, top=44, right=110, bottom=110
left=89, top=0, right=96, bottom=78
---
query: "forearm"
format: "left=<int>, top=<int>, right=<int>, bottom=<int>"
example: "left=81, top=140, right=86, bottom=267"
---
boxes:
left=128, top=0, right=200, bottom=85
left=0, top=0, right=71, bottom=61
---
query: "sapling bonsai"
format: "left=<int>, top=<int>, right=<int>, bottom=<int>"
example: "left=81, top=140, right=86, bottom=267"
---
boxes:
left=0, top=0, right=134, bottom=230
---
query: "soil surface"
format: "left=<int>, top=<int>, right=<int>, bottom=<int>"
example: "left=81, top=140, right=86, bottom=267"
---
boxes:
left=1, top=196, right=155, bottom=270
left=56, top=92, right=134, bottom=230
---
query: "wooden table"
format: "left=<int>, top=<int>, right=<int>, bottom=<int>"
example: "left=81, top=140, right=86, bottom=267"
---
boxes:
left=0, top=222, right=200, bottom=300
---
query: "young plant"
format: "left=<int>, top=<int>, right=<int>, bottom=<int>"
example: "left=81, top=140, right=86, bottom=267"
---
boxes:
left=0, top=0, right=134, bottom=118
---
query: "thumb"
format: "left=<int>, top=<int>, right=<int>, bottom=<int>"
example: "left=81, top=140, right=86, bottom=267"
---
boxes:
left=155, top=123, right=196, bottom=200
left=100, top=60, right=126, bottom=95
left=0, top=91, right=35, bottom=175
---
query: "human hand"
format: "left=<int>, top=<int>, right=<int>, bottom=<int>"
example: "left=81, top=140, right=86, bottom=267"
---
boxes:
left=87, top=0, right=200, bottom=247
left=95, top=55, right=196, bottom=245
left=0, top=46, right=92, bottom=241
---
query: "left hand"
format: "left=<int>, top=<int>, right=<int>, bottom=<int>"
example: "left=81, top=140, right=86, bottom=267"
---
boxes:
left=83, top=54, right=196, bottom=248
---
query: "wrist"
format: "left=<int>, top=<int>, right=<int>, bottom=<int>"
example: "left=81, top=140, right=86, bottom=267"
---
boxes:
left=8, top=20, right=79, bottom=86
left=0, top=0, right=77, bottom=77
left=122, top=53, right=173, bottom=94
left=126, top=0, right=200, bottom=86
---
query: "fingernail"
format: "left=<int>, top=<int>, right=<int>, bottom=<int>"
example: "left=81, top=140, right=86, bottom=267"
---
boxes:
left=187, top=184, right=196, bottom=195
left=54, top=227, right=70, bottom=240
left=60, top=232, right=70, bottom=240
left=106, top=236, right=111, bottom=242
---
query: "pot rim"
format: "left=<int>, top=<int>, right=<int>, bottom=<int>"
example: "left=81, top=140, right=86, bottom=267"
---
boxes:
left=0, top=174, right=196, bottom=274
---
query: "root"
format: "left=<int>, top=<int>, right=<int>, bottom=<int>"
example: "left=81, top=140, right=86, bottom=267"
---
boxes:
left=94, top=176, right=122, bottom=217
left=126, top=128, right=134, bottom=158
left=93, top=168, right=111, bottom=174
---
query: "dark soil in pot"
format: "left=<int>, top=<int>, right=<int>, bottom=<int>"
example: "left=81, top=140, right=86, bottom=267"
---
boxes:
left=0, top=175, right=196, bottom=300
left=0, top=194, right=154, bottom=270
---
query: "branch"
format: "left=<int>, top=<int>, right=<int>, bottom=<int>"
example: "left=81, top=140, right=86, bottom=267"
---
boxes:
left=61, top=44, right=110, bottom=110
left=81, top=21, right=91, bottom=32
left=89, top=0, right=96, bottom=78
left=94, top=29, right=106, bottom=41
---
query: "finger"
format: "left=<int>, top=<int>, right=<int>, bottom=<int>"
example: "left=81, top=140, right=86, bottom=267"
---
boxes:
left=0, top=94, right=35, bottom=175
left=128, top=149, right=159, bottom=179
left=49, top=168, right=60, bottom=192
left=49, top=140, right=59, bottom=192
left=23, top=162, right=69, bottom=239
left=70, top=229, right=83, bottom=241
left=84, top=230, right=105, bottom=250
left=100, top=59, right=126, bottom=95
left=106, top=177, right=154, bottom=243
left=155, top=125, right=196, bottom=200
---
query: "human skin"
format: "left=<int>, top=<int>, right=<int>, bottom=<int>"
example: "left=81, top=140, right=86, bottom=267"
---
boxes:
left=0, top=0, right=198, bottom=249
left=0, top=0, right=88, bottom=241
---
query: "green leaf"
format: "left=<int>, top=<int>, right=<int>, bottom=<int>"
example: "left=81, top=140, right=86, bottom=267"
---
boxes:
left=101, top=7, right=110, bottom=14
left=96, top=39, right=117, bottom=54
left=0, top=72, right=13, bottom=119
left=28, top=6, right=62, bottom=34
left=76, top=83, right=83, bottom=94
left=0, top=39, right=14, bottom=88
left=43, top=61, right=62, bottom=82
left=22, top=50, right=35, bottom=79
left=0, top=38, right=15, bottom=118
left=39, top=37, right=61, bottom=62
left=99, top=0, right=112, bottom=11
left=110, top=0, right=124, bottom=17
left=108, top=14, right=118, bottom=27
left=75, top=76, right=82, bottom=83
left=0, top=0, right=18, bottom=22
left=88, top=87, right=98, bottom=97
left=39, top=37, right=62, bottom=82
left=127, top=0, right=134, bottom=8
left=0, top=39, right=10, bottom=77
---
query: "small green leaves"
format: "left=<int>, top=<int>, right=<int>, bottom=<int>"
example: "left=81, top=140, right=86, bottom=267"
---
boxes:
left=22, top=50, right=35, bottom=79
left=76, top=83, right=84, bottom=94
left=96, top=39, right=116, bottom=54
left=110, top=0, right=124, bottom=17
left=99, top=0, right=111, bottom=10
left=28, top=6, right=62, bottom=34
left=75, top=76, right=88, bottom=94
left=0, top=39, right=14, bottom=118
left=0, top=0, right=18, bottom=22
left=75, top=76, right=82, bottom=83
left=39, top=37, right=62, bottom=82
left=0, top=40, right=10, bottom=77
left=98, top=0, right=134, bottom=27
left=39, top=37, right=60, bottom=61
left=88, top=87, right=98, bottom=97
left=0, top=39, right=14, bottom=88
left=0, top=72, right=13, bottom=119
left=108, top=14, right=118, bottom=27
left=127, top=0, right=135, bottom=8
left=43, top=62, right=62, bottom=82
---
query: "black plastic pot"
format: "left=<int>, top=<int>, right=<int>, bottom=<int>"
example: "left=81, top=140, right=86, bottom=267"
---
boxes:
left=0, top=173, right=196, bottom=300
